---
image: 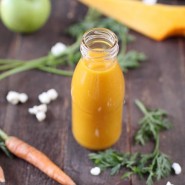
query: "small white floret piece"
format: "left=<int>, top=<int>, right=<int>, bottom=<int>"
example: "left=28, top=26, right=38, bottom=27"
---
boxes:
left=28, top=106, right=38, bottom=115
left=51, top=42, right=67, bottom=56
left=47, top=89, right=58, bottom=100
left=90, top=167, right=101, bottom=176
left=6, top=91, right=20, bottom=105
left=36, top=112, right=46, bottom=122
left=37, top=104, right=47, bottom=112
left=38, top=92, right=51, bottom=104
left=172, top=162, right=182, bottom=175
left=9, top=98, right=19, bottom=105
left=28, top=104, right=47, bottom=115
left=18, top=93, right=28, bottom=103
left=166, top=181, right=174, bottom=185
left=143, top=0, right=157, bottom=5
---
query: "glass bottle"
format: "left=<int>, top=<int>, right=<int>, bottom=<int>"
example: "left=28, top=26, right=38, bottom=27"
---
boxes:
left=71, top=28, right=125, bottom=150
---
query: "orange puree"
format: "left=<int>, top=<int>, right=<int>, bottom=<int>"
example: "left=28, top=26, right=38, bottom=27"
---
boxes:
left=71, top=56, right=125, bottom=150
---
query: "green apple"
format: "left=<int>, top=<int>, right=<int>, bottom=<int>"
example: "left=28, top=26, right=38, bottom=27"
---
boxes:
left=1, top=0, right=51, bottom=33
left=0, top=0, right=1, bottom=19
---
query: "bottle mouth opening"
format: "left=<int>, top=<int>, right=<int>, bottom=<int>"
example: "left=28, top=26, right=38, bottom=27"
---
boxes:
left=81, top=28, right=119, bottom=59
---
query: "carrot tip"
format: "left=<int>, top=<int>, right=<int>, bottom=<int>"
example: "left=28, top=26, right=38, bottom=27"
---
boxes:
left=0, top=166, right=5, bottom=183
left=0, top=179, right=5, bottom=183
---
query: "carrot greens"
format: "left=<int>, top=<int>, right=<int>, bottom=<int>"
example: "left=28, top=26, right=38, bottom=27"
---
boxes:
left=89, top=100, right=172, bottom=185
left=0, top=8, right=146, bottom=80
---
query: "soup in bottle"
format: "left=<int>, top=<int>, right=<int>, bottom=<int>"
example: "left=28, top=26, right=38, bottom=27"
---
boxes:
left=71, top=28, right=125, bottom=150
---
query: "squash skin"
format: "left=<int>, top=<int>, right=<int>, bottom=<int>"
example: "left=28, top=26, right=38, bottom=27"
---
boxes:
left=79, top=0, right=185, bottom=41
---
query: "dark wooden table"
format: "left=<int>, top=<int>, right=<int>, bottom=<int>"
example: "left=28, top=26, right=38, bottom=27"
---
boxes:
left=0, top=0, right=184, bottom=185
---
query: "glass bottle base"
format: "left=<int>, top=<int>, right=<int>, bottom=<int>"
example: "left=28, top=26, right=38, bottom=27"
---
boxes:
left=72, top=131, right=121, bottom=151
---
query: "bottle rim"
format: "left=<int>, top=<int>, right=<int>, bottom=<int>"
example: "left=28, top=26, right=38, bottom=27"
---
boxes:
left=80, top=28, right=119, bottom=60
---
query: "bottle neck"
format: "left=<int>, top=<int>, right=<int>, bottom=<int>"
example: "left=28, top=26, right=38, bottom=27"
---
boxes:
left=80, top=28, right=119, bottom=70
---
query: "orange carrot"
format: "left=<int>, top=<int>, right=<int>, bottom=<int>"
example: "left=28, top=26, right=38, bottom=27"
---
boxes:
left=0, top=129, right=76, bottom=185
left=0, top=166, right=5, bottom=183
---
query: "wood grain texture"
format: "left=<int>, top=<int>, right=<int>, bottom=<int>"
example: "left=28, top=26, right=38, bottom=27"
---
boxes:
left=0, top=0, right=184, bottom=185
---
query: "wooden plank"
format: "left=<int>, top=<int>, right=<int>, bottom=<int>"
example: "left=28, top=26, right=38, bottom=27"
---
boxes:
left=124, top=0, right=185, bottom=183
left=0, top=1, right=78, bottom=185
left=127, top=33, right=185, bottom=185
left=0, top=0, right=184, bottom=185
left=160, top=0, right=184, bottom=5
left=63, top=1, right=131, bottom=185
left=64, top=96, right=131, bottom=185
left=0, top=22, right=15, bottom=58
left=128, top=0, right=185, bottom=184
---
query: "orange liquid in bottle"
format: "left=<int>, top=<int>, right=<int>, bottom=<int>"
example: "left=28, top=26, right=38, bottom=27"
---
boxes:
left=71, top=28, right=125, bottom=150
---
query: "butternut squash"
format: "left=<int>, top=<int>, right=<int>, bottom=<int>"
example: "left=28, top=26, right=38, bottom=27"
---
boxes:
left=79, top=0, right=185, bottom=41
